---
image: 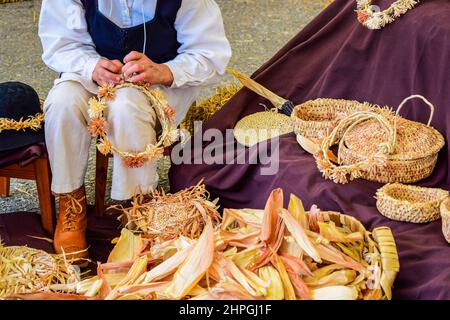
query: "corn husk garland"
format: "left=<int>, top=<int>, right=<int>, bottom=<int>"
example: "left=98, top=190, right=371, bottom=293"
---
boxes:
left=0, top=242, right=80, bottom=299
left=356, top=0, right=420, bottom=30
left=19, top=189, right=399, bottom=300
left=0, top=113, right=44, bottom=133
left=87, top=83, right=179, bottom=169
left=115, top=181, right=221, bottom=244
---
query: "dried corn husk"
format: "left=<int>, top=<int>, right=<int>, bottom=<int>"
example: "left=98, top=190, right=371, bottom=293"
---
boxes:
left=258, top=266, right=284, bottom=300
left=163, top=219, right=215, bottom=299
left=180, top=83, right=242, bottom=135
left=16, top=190, right=399, bottom=301
left=311, top=286, right=359, bottom=300
left=116, top=181, right=221, bottom=243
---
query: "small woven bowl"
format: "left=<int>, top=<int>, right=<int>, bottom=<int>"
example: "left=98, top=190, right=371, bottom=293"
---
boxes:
left=376, top=183, right=449, bottom=223
left=440, top=197, right=450, bottom=243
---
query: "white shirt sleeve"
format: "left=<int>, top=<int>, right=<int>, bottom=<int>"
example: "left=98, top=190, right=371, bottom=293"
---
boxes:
left=164, top=0, right=232, bottom=89
left=38, top=0, right=101, bottom=81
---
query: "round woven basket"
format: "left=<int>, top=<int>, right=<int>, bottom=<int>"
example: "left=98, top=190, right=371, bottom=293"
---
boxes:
left=440, top=197, right=450, bottom=243
left=315, top=95, right=445, bottom=184
left=320, top=211, right=399, bottom=300
left=233, top=111, right=293, bottom=147
left=376, top=183, right=449, bottom=223
left=291, top=98, right=372, bottom=140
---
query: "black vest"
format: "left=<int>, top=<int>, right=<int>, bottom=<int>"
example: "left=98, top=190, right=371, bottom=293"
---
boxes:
left=81, top=0, right=182, bottom=63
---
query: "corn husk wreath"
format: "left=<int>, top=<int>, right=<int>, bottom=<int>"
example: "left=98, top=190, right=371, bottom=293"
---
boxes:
left=440, top=197, right=450, bottom=244
left=376, top=183, right=449, bottom=224
left=228, top=68, right=373, bottom=143
left=87, top=83, right=179, bottom=168
left=356, top=0, right=420, bottom=30
left=114, top=181, right=222, bottom=244
left=299, top=95, right=445, bottom=184
left=13, top=189, right=399, bottom=300
left=0, top=242, right=80, bottom=299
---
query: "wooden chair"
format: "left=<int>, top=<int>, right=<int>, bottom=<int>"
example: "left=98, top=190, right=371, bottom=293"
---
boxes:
left=0, top=152, right=56, bottom=236
left=94, top=146, right=174, bottom=217
left=94, top=150, right=110, bottom=217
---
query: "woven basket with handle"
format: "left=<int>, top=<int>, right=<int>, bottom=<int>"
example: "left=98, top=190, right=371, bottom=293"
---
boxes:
left=320, top=211, right=399, bottom=300
left=311, top=95, right=445, bottom=184
left=376, top=183, right=449, bottom=223
left=440, top=197, right=450, bottom=244
left=292, top=98, right=373, bottom=140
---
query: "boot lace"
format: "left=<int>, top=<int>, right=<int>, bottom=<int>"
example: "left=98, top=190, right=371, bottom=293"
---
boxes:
left=62, top=193, right=86, bottom=232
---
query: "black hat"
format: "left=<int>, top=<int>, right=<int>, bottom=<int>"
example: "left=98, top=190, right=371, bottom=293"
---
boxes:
left=0, top=82, right=45, bottom=153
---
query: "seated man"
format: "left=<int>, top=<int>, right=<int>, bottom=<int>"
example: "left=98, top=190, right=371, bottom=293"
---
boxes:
left=38, top=0, right=232, bottom=259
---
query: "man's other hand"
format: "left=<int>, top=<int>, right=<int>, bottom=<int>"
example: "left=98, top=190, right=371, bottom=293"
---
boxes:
left=92, top=59, right=124, bottom=86
left=122, top=51, right=174, bottom=87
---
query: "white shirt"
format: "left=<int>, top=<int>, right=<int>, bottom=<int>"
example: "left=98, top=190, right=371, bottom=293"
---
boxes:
left=38, top=0, right=232, bottom=93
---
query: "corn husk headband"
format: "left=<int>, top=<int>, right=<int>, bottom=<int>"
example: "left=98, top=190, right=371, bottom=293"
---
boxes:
left=0, top=113, right=44, bottom=133
left=87, top=83, right=179, bottom=168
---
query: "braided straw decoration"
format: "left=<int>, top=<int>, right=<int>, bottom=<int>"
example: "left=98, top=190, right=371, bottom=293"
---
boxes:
left=316, top=111, right=395, bottom=184
left=440, top=197, right=450, bottom=244
left=316, top=95, right=444, bottom=184
left=87, top=83, right=178, bottom=168
left=0, top=113, right=44, bottom=133
left=376, top=183, right=449, bottom=223
left=320, top=211, right=399, bottom=300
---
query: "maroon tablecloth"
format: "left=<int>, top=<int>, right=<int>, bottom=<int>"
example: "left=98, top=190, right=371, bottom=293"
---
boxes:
left=169, top=0, right=450, bottom=299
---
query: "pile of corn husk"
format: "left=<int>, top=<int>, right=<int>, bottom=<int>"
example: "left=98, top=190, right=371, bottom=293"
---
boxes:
left=180, top=83, right=242, bottom=135
left=13, top=189, right=399, bottom=300
left=116, top=181, right=221, bottom=244
left=0, top=241, right=80, bottom=299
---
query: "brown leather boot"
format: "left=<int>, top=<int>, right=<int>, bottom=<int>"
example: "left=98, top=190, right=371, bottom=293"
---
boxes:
left=53, top=186, right=88, bottom=261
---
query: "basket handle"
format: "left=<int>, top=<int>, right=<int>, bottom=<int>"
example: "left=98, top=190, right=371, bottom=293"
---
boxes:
left=317, top=111, right=395, bottom=184
left=393, top=95, right=435, bottom=146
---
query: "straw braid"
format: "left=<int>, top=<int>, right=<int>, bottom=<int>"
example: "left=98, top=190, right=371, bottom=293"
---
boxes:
left=0, top=113, right=44, bottom=133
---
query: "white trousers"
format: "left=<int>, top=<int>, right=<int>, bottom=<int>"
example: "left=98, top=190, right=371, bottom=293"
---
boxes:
left=44, top=80, right=198, bottom=200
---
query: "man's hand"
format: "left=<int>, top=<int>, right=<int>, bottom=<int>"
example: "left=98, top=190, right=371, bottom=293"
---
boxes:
left=122, top=51, right=174, bottom=87
left=92, top=59, right=124, bottom=86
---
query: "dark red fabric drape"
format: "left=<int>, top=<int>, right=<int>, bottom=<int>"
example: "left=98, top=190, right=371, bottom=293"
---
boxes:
left=169, top=0, right=450, bottom=299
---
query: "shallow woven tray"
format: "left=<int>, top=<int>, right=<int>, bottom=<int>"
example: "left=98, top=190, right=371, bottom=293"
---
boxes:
left=233, top=111, right=293, bottom=147
left=376, top=183, right=449, bottom=223
left=440, top=197, right=450, bottom=243
left=321, top=211, right=399, bottom=300
left=292, top=98, right=372, bottom=140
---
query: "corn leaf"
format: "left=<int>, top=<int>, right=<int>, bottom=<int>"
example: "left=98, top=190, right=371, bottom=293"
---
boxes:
left=288, top=194, right=308, bottom=228
left=258, top=266, right=284, bottom=300
left=164, top=219, right=215, bottom=299
left=311, top=286, right=359, bottom=300
left=279, top=208, right=322, bottom=263
left=107, top=229, right=144, bottom=264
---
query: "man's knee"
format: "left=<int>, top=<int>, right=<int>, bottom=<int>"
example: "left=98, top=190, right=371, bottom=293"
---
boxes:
left=107, top=87, right=156, bottom=122
left=44, top=81, right=91, bottom=120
